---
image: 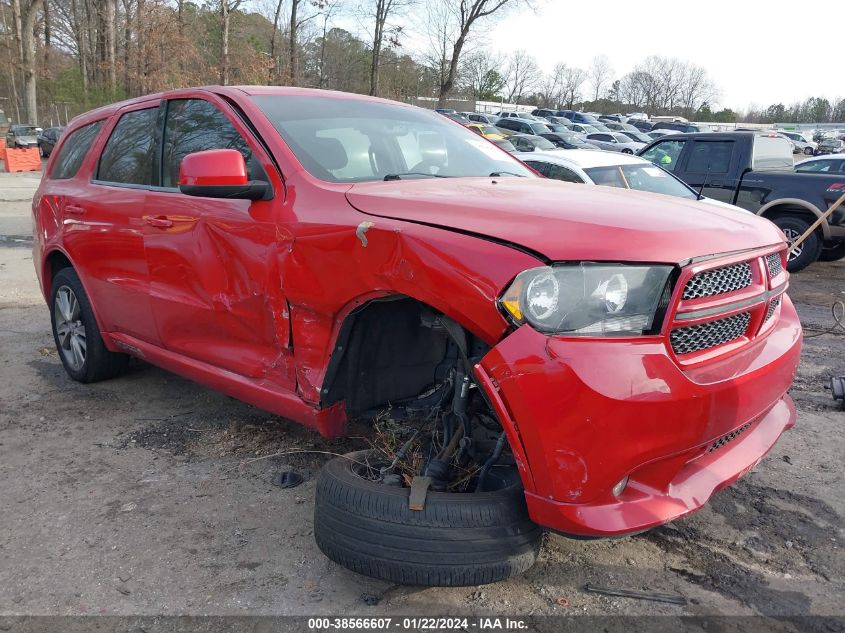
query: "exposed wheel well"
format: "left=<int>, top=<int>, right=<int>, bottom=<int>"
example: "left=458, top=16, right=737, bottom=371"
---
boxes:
left=321, top=297, right=490, bottom=417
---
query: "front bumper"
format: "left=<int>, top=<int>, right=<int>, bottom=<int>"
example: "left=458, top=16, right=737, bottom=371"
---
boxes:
left=475, top=295, right=802, bottom=537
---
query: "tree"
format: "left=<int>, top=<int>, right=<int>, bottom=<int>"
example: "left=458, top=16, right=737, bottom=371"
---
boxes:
left=430, top=0, right=526, bottom=107
left=11, top=0, right=44, bottom=121
left=220, top=0, right=244, bottom=85
left=586, top=54, right=612, bottom=102
left=365, top=0, right=409, bottom=96
left=556, top=63, right=585, bottom=109
left=459, top=50, right=505, bottom=101
left=503, top=49, right=539, bottom=104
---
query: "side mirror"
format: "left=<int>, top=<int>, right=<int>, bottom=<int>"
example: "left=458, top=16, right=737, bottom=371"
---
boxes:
left=178, top=149, right=269, bottom=201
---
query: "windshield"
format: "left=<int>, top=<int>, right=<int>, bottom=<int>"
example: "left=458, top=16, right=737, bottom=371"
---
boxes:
left=526, top=136, right=556, bottom=150
left=580, top=124, right=599, bottom=134
left=529, top=122, right=552, bottom=134
left=612, top=134, right=634, bottom=143
left=624, top=132, right=650, bottom=143
left=253, top=96, right=533, bottom=182
left=12, top=125, right=37, bottom=134
left=492, top=138, right=516, bottom=151
left=585, top=164, right=697, bottom=199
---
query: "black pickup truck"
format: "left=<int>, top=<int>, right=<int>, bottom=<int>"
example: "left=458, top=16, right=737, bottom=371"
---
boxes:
left=638, top=131, right=845, bottom=271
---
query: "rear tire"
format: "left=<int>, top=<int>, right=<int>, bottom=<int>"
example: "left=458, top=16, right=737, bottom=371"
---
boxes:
left=804, top=146, right=814, bottom=156
left=50, top=268, right=129, bottom=383
left=771, top=216, right=822, bottom=273
left=314, top=450, right=542, bottom=586
left=819, top=240, right=845, bottom=262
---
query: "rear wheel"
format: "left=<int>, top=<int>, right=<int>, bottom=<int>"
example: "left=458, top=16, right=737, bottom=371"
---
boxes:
left=819, top=240, right=845, bottom=262
left=622, top=148, right=633, bottom=154
left=314, top=450, right=542, bottom=586
left=772, top=216, right=822, bottom=272
left=804, top=146, right=815, bottom=156
left=50, top=268, right=129, bottom=383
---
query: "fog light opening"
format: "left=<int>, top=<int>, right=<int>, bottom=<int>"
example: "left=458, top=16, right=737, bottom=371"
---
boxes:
left=612, top=476, right=629, bottom=497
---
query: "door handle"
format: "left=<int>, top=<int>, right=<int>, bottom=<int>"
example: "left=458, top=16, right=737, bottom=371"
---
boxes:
left=144, top=215, right=173, bottom=228
left=65, top=204, right=85, bottom=215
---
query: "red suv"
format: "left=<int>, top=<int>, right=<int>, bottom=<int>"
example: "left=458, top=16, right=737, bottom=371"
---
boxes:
left=33, top=87, right=801, bottom=587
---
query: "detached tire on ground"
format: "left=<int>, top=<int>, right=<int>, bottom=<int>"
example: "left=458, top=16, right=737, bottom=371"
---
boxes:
left=771, top=215, right=822, bottom=273
left=314, top=450, right=542, bottom=586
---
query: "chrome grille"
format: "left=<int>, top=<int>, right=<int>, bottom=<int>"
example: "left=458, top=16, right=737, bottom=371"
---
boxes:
left=683, top=262, right=752, bottom=300
left=765, top=296, right=781, bottom=322
left=766, top=252, right=783, bottom=278
left=670, top=312, right=751, bottom=355
left=709, top=422, right=752, bottom=452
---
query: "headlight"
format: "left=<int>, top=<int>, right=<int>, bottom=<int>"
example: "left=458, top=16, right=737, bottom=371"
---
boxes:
left=499, top=263, right=674, bottom=336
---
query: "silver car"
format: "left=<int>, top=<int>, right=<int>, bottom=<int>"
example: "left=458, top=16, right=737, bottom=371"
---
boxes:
left=6, top=124, right=39, bottom=149
left=585, top=132, right=646, bottom=154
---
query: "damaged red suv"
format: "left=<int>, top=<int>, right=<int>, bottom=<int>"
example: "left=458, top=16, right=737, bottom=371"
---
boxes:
left=33, top=87, right=801, bottom=586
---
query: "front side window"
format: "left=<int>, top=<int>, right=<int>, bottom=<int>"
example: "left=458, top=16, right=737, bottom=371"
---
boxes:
left=686, top=141, right=733, bottom=173
left=97, top=108, right=158, bottom=185
left=252, top=95, right=532, bottom=182
left=51, top=121, right=104, bottom=180
left=641, top=139, right=686, bottom=172
left=162, top=99, right=257, bottom=188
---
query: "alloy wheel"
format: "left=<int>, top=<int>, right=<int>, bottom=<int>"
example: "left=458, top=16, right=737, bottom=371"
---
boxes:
left=54, top=285, right=87, bottom=371
left=782, top=227, right=802, bottom=261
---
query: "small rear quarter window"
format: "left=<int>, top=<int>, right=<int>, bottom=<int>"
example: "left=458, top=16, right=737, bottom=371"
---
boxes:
left=50, top=121, right=104, bottom=180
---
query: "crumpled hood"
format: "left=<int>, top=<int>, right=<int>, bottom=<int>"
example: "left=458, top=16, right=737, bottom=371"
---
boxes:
left=345, top=177, right=784, bottom=263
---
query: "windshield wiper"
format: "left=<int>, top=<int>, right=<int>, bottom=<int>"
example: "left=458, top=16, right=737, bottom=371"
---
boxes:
left=489, top=171, right=526, bottom=177
left=383, top=172, right=449, bottom=181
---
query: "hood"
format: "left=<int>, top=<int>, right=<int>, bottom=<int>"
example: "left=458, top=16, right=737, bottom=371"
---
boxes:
left=345, top=177, right=784, bottom=263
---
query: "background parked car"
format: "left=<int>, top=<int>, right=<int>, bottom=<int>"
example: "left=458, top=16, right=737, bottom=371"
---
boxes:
left=647, top=129, right=677, bottom=140
left=490, top=137, right=517, bottom=152
left=516, top=149, right=744, bottom=212
left=558, top=110, right=601, bottom=124
left=538, top=131, right=600, bottom=150
left=36, top=126, right=64, bottom=157
left=466, top=112, right=496, bottom=124
left=629, top=119, right=654, bottom=132
left=467, top=123, right=508, bottom=140
left=651, top=121, right=713, bottom=134
left=569, top=123, right=600, bottom=135
left=6, top=124, right=40, bottom=148
left=506, top=133, right=558, bottom=152
left=604, top=122, right=640, bottom=133
left=618, top=130, right=654, bottom=145
left=818, top=138, right=844, bottom=155
left=585, top=132, right=645, bottom=153
left=778, top=130, right=818, bottom=156
left=794, top=155, right=845, bottom=174
left=496, top=117, right=552, bottom=136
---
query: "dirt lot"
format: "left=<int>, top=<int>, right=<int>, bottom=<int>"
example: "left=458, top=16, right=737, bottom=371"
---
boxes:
left=0, top=170, right=843, bottom=626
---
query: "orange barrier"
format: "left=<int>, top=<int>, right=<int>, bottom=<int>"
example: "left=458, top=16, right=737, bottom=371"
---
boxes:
left=0, top=137, right=5, bottom=151
left=3, top=147, right=41, bottom=173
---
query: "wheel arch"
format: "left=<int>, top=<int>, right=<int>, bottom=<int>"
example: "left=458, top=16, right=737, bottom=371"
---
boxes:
left=757, top=198, right=830, bottom=240
left=43, top=249, right=111, bottom=343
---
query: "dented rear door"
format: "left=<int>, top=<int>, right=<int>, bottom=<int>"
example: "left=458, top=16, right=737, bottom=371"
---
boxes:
left=143, top=95, right=295, bottom=387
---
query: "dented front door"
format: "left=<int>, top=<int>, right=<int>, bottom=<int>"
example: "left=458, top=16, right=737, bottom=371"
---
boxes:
left=143, top=96, right=295, bottom=388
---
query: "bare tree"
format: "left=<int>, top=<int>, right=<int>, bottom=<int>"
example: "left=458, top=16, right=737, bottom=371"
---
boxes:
left=459, top=49, right=505, bottom=100
left=587, top=54, right=612, bottom=102
left=555, top=63, right=585, bottom=109
left=11, top=0, right=44, bottom=121
left=365, top=0, right=409, bottom=96
left=503, top=49, right=539, bottom=104
left=430, top=0, right=527, bottom=107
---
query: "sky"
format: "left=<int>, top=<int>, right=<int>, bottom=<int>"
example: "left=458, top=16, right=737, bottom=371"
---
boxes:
left=463, top=0, right=844, bottom=111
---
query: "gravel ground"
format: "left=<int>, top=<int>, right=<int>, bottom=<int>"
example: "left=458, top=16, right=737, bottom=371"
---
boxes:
left=0, top=170, right=842, bottom=627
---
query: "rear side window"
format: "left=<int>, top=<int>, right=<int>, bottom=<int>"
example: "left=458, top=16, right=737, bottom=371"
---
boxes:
left=50, top=121, right=104, bottom=180
left=97, top=108, right=158, bottom=185
left=162, top=99, right=256, bottom=188
left=752, top=136, right=793, bottom=171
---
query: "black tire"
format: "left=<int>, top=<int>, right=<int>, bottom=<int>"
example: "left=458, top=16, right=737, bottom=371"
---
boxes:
left=622, top=148, right=633, bottom=154
left=314, top=450, right=542, bottom=586
left=804, top=146, right=814, bottom=156
left=819, top=240, right=845, bottom=262
left=771, top=215, right=822, bottom=273
left=50, top=267, right=129, bottom=383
